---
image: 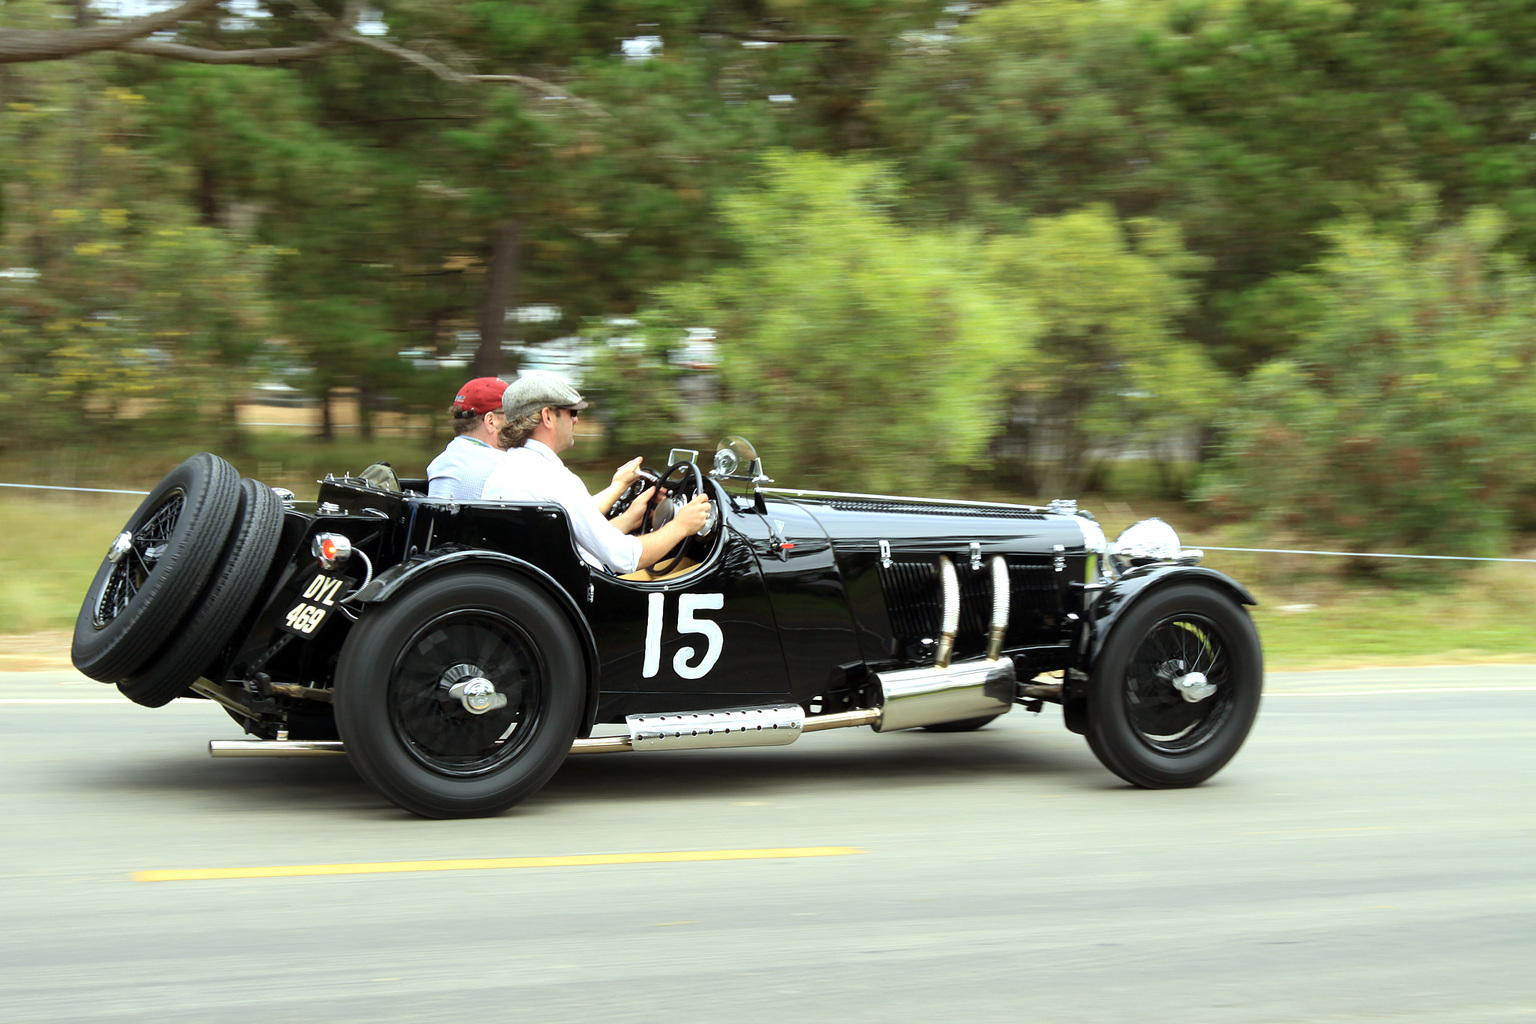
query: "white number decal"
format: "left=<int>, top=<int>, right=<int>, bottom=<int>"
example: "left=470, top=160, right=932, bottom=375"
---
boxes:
left=673, top=593, right=725, bottom=680
left=642, top=592, right=725, bottom=680
left=284, top=603, right=327, bottom=634
left=643, top=593, right=665, bottom=678
left=301, top=574, right=345, bottom=606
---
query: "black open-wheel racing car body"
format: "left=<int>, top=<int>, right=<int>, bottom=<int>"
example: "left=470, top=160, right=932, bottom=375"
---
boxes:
left=72, top=438, right=1263, bottom=818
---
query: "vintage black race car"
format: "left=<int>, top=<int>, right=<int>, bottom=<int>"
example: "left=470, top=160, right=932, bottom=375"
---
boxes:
left=71, top=438, right=1263, bottom=818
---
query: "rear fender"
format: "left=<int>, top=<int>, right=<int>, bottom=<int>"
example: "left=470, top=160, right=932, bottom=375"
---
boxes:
left=354, top=549, right=602, bottom=732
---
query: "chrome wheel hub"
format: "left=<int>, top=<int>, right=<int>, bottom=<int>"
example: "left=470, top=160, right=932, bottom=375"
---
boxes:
left=107, top=532, right=133, bottom=564
left=1169, top=665, right=1216, bottom=703
left=439, top=664, right=508, bottom=715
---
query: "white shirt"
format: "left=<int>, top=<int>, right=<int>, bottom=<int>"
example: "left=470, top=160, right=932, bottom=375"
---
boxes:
left=427, top=436, right=506, bottom=500
left=481, top=440, right=643, bottom=574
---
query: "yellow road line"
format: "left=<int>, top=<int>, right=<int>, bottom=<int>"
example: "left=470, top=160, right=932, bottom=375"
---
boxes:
left=134, top=846, right=865, bottom=882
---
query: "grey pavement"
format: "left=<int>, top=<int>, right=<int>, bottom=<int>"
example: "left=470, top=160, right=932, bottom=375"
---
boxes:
left=1, top=667, right=1533, bottom=1023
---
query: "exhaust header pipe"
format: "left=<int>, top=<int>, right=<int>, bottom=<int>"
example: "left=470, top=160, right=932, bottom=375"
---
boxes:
left=872, top=549, right=1015, bottom=731
left=934, top=556, right=960, bottom=669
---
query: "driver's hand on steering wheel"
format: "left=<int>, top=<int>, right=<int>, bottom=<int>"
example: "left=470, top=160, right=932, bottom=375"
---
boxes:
left=610, top=486, right=657, bottom=535
left=674, top=492, right=711, bottom=537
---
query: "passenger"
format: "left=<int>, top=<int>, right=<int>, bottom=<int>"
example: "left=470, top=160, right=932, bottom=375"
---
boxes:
left=426, top=377, right=509, bottom=500
left=481, top=371, right=710, bottom=574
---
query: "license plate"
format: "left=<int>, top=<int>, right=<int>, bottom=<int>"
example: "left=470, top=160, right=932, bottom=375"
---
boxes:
left=279, top=572, right=349, bottom=636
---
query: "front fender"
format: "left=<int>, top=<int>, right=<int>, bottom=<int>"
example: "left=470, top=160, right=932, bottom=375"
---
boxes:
left=1084, top=565, right=1257, bottom=665
left=353, top=548, right=602, bottom=732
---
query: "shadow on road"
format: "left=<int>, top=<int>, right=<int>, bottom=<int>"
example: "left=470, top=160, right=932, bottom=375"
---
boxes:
left=70, top=720, right=1102, bottom=818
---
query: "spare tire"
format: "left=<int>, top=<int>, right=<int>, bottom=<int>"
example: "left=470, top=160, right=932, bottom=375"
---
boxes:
left=118, top=478, right=285, bottom=708
left=71, top=453, right=241, bottom=682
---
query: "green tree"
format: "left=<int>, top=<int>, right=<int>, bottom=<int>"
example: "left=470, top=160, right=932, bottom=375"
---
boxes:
left=987, top=206, right=1223, bottom=496
left=0, top=68, right=271, bottom=452
left=598, top=150, right=1034, bottom=492
left=1201, top=208, right=1536, bottom=562
left=870, top=0, right=1536, bottom=376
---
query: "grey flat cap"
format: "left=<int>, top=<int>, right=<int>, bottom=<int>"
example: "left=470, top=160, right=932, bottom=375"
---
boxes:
left=502, top=370, right=590, bottom=420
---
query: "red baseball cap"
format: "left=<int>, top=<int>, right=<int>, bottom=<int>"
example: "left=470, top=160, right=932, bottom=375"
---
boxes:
left=452, top=377, right=509, bottom=416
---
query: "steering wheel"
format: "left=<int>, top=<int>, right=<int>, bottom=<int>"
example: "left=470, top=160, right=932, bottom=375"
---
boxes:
left=607, top=466, right=660, bottom=521
left=642, top=461, right=715, bottom=576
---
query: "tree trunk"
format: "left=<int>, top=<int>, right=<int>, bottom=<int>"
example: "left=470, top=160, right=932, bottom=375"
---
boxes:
left=476, top=219, right=522, bottom=379
left=319, top=388, right=334, bottom=441
left=195, top=165, right=218, bottom=227
left=357, top=384, right=374, bottom=442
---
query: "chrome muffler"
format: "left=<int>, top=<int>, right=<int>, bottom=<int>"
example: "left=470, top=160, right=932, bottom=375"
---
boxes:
left=871, top=658, right=1015, bottom=732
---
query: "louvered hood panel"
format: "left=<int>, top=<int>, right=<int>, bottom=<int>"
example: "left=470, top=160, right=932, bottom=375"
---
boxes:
left=760, top=489, right=1090, bottom=663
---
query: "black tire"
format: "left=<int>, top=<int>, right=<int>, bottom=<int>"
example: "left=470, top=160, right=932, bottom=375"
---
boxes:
left=71, top=453, right=241, bottom=683
left=923, top=714, right=1003, bottom=733
left=333, top=570, right=585, bottom=819
left=117, top=478, right=285, bottom=708
left=1085, top=583, right=1262, bottom=789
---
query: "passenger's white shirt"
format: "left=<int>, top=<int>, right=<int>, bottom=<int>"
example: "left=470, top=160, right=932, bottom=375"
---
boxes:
left=481, top=440, right=643, bottom=574
left=427, top=435, right=505, bottom=501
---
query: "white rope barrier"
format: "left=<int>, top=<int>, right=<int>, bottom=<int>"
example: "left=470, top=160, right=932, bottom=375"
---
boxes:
left=1196, top=545, right=1536, bottom=564
left=0, top=482, right=150, bottom=496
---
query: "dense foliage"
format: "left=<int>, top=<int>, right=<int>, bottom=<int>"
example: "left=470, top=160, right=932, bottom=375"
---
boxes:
left=9, top=0, right=1536, bottom=555
left=1201, top=209, right=1536, bottom=562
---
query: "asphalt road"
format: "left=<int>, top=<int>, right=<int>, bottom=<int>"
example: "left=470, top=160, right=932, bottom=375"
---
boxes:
left=2, top=666, right=1533, bottom=1024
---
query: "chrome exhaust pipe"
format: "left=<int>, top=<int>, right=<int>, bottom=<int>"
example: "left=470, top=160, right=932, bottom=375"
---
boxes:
left=934, top=556, right=960, bottom=669
left=570, top=704, right=876, bottom=754
left=986, top=554, right=1009, bottom=661
left=210, top=739, right=345, bottom=757
left=871, top=550, right=1016, bottom=731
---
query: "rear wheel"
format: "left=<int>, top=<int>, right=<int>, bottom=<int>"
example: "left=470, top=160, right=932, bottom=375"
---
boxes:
left=333, top=570, right=585, bottom=819
left=1085, top=583, right=1262, bottom=788
left=71, top=453, right=240, bottom=682
left=118, top=478, right=285, bottom=708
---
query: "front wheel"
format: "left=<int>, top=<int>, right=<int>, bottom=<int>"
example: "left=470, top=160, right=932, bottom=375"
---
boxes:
left=1085, top=583, right=1262, bottom=788
left=333, top=570, right=585, bottom=819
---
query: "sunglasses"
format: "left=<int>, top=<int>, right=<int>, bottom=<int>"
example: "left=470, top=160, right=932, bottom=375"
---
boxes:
left=557, top=406, right=580, bottom=419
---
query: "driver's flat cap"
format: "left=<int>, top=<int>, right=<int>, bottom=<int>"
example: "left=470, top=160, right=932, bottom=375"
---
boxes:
left=502, top=370, right=590, bottom=420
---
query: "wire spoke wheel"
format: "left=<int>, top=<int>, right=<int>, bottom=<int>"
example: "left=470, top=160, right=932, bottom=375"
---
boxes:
left=71, top=453, right=241, bottom=683
left=117, top=477, right=284, bottom=708
left=389, top=612, right=545, bottom=775
left=93, top=491, right=185, bottom=628
left=1086, top=582, right=1262, bottom=789
left=1122, top=614, right=1233, bottom=751
left=335, top=569, right=585, bottom=818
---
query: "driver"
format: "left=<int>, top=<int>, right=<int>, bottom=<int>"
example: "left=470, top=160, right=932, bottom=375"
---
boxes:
left=481, top=371, right=711, bottom=574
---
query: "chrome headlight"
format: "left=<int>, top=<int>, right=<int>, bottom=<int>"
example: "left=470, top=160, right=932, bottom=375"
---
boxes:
left=1075, top=514, right=1109, bottom=582
left=1110, top=518, right=1181, bottom=575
